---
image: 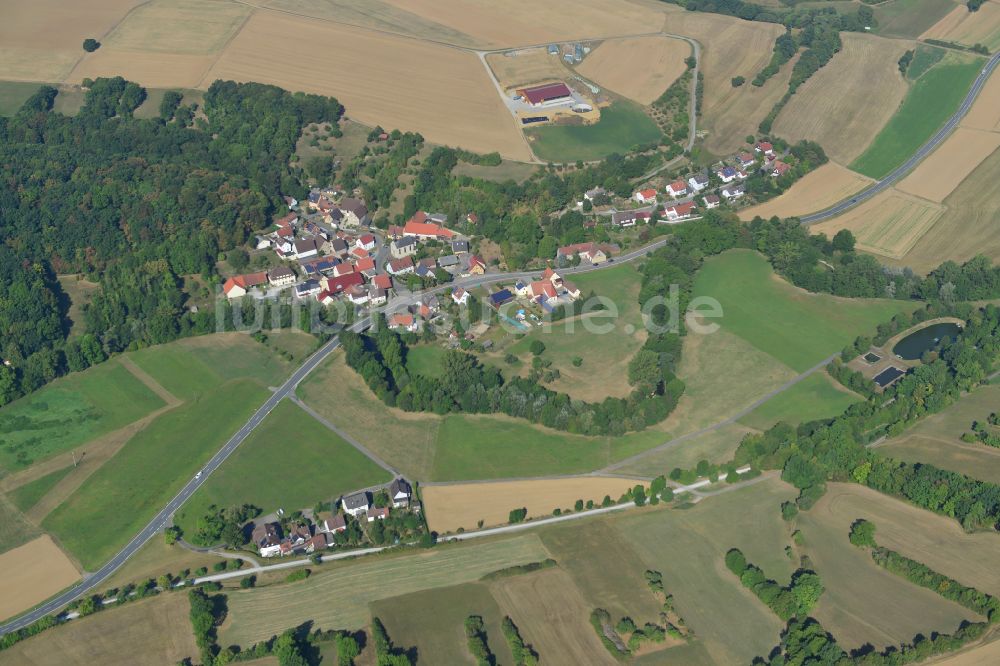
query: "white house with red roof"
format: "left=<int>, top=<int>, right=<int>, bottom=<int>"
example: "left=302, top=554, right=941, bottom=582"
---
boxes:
left=356, top=234, right=376, bottom=251
left=223, top=272, right=268, bottom=298
left=665, top=180, right=689, bottom=198
left=771, top=160, right=791, bottom=178
left=633, top=188, right=657, bottom=204
left=387, top=257, right=415, bottom=275
left=754, top=141, right=775, bottom=158
left=736, top=151, right=756, bottom=168
left=665, top=201, right=698, bottom=222
left=332, top=262, right=356, bottom=278
left=403, top=211, right=455, bottom=240
left=388, top=313, right=418, bottom=332
left=452, top=287, right=470, bottom=305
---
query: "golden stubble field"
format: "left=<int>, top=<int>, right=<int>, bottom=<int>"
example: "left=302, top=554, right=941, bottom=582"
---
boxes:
left=577, top=35, right=691, bottom=104
left=205, top=12, right=533, bottom=160
left=740, top=163, right=873, bottom=221
left=485, top=48, right=570, bottom=90
left=897, top=127, right=1000, bottom=203
left=774, top=33, right=913, bottom=165
left=921, top=1, right=1000, bottom=51
left=661, top=10, right=785, bottom=154
left=0, top=535, right=80, bottom=622
left=422, top=477, right=643, bottom=532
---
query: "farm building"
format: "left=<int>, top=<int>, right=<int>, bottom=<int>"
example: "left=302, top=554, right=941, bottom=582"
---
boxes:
left=518, top=82, right=573, bottom=107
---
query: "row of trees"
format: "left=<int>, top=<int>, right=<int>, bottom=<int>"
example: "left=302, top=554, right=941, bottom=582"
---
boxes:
left=724, top=549, right=824, bottom=620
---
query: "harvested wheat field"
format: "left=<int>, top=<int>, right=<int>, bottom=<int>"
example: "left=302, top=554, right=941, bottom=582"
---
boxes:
left=810, top=189, right=943, bottom=259
left=68, top=52, right=215, bottom=88
left=577, top=35, right=690, bottom=104
left=774, top=33, right=913, bottom=165
left=0, top=536, right=80, bottom=622
left=0, top=593, right=197, bottom=666
left=962, top=66, right=1000, bottom=132
left=663, top=11, right=784, bottom=153
left=0, top=0, right=140, bottom=82
left=422, top=477, right=643, bottom=532
left=206, top=12, right=532, bottom=160
left=101, top=0, right=251, bottom=54
left=381, top=0, right=664, bottom=48
left=897, top=127, right=1000, bottom=202
left=922, top=1, right=1000, bottom=51
left=740, top=163, right=872, bottom=221
left=490, top=568, right=617, bottom=666
left=486, top=49, right=570, bottom=91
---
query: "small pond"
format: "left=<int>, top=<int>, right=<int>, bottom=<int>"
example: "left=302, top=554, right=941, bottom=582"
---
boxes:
left=892, top=322, right=962, bottom=361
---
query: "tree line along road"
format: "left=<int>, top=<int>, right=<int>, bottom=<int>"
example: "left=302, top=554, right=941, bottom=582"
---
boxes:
left=3, top=49, right=999, bottom=638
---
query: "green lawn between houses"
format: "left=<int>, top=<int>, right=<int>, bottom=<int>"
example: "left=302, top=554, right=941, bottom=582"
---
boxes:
left=850, top=53, right=984, bottom=179
left=525, top=100, right=661, bottom=162
left=173, top=400, right=389, bottom=536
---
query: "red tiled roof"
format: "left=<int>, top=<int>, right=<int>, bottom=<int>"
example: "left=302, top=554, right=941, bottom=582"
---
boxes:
left=323, top=272, right=364, bottom=293
left=373, top=273, right=392, bottom=289
left=403, top=220, right=454, bottom=239
left=519, top=82, right=572, bottom=105
left=355, top=257, right=376, bottom=272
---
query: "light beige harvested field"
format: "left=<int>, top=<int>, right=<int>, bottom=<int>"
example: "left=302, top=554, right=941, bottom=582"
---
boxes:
left=490, top=568, right=617, bottom=666
left=486, top=49, right=570, bottom=91
left=774, top=33, right=913, bottom=165
left=0, top=536, right=80, bottom=622
left=102, top=0, right=251, bottom=54
left=740, top=163, right=873, bottom=221
left=577, top=35, right=691, bottom=104
left=0, top=0, right=140, bottom=82
left=963, top=66, right=1000, bottom=131
left=921, top=2, right=1000, bottom=51
left=0, top=593, right=197, bottom=666
left=380, top=0, right=665, bottom=48
left=662, top=11, right=784, bottom=154
left=897, top=128, right=1000, bottom=202
left=206, top=12, right=533, bottom=160
left=810, top=189, right=943, bottom=259
left=68, top=52, right=215, bottom=89
left=422, top=477, right=643, bottom=532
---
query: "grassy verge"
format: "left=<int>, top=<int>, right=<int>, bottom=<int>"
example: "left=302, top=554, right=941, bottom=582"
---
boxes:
left=850, top=53, right=984, bottom=178
left=525, top=101, right=661, bottom=162
left=738, top=373, right=860, bottom=431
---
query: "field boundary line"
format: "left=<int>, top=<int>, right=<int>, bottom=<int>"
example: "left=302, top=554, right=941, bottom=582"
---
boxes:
left=194, top=3, right=258, bottom=90
left=117, top=356, right=181, bottom=407
left=288, top=395, right=400, bottom=477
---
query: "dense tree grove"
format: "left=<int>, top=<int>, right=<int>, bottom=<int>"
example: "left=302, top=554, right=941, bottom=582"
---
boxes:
left=737, top=303, right=1000, bottom=531
left=0, top=79, right=342, bottom=405
left=725, top=549, right=824, bottom=620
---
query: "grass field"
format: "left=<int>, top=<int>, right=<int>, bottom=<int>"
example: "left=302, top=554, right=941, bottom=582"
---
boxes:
left=0, top=494, right=39, bottom=555
left=0, top=536, right=79, bottom=623
left=404, top=344, right=449, bottom=379
left=906, top=44, right=946, bottom=80
left=739, top=162, right=873, bottom=221
left=810, top=188, right=944, bottom=260
left=0, top=591, right=197, bottom=666
left=922, top=1, right=1000, bottom=51
left=451, top=158, right=538, bottom=183
left=872, top=0, right=959, bottom=38
left=850, top=52, right=984, bottom=178
left=621, top=423, right=757, bottom=474
left=525, top=100, right=661, bottom=162
left=372, top=582, right=515, bottom=666
left=102, top=538, right=218, bottom=592
left=0, top=360, right=165, bottom=472
left=577, top=35, right=690, bottom=105
left=8, top=464, right=74, bottom=512
left=797, top=485, right=978, bottom=650
left=174, top=400, right=388, bottom=536
left=774, top=33, right=912, bottom=165
left=56, top=274, right=100, bottom=338
left=738, top=373, right=860, bottom=431
left=219, top=534, right=550, bottom=647
left=692, top=250, right=915, bottom=372
left=0, top=80, right=46, bottom=115
left=422, top=477, right=641, bottom=532
left=261, top=328, right=318, bottom=362
left=44, top=379, right=270, bottom=570
left=897, top=127, right=1000, bottom=203
left=614, top=477, right=797, bottom=664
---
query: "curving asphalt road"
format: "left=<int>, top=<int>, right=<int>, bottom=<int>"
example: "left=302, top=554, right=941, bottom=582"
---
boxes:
left=799, top=50, right=1000, bottom=224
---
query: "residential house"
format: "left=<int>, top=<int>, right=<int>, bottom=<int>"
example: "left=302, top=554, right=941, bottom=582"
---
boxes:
left=771, top=160, right=791, bottom=178
left=387, top=257, right=415, bottom=275
left=367, top=507, right=390, bottom=522
left=294, top=280, right=321, bottom=298
left=346, top=285, right=370, bottom=305
left=721, top=184, right=746, bottom=200
left=414, top=259, right=435, bottom=279
left=754, top=141, right=775, bottom=158
left=531, top=280, right=558, bottom=300
left=255, top=236, right=272, bottom=250
left=633, top=188, right=657, bottom=204
left=703, top=194, right=721, bottom=209
left=369, top=288, right=388, bottom=307
left=402, top=216, right=454, bottom=240
left=317, top=512, right=346, bottom=534
left=294, top=238, right=320, bottom=260
left=356, top=234, right=376, bottom=252
left=542, top=267, right=563, bottom=287
left=389, top=478, right=412, bottom=507
left=319, top=271, right=364, bottom=295
left=355, top=256, right=377, bottom=277
left=267, top=266, right=296, bottom=287
left=489, top=289, right=515, bottom=308
left=342, top=491, right=371, bottom=518
left=338, top=198, right=369, bottom=227
left=350, top=246, right=370, bottom=261
left=463, top=255, right=486, bottom=276
left=452, top=287, right=470, bottom=305
left=716, top=166, right=738, bottom=183
left=666, top=180, right=689, bottom=198
left=562, top=280, right=581, bottom=299
left=305, top=533, right=330, bottom=553
left=612, top=210, right=650, bottom=227
left=332, top=262, right=356, bottom=278
left=390, top=237, right=418, bottom=259
left=438, top=254, right=460, bottom=269
left=687, top=174, right=709, bottom=192
left=252, top=522, right=282, bottom=558
left=284, top=195, right=298, bottom=209
left=736, top=151, right=755, bottom=168
left=584, top=186, right=607, bottom=202
left=389, top=313, right=418, bottom=332
left=275, top=212, right=298, bottom=230
left=557, top=242, right=607, bottom=265
left=665, top=201, right=698, bottom=222
left=387, top=224, right=405, bottom=240
left=373, top=273, right=392, bottom=291
left=451, top=239, right=470, bottom=254
left=223, top=272, right=268, bottom=299
left=324, top=237, right=348, bottom=257
left=514, top=280, right=531, bottom=298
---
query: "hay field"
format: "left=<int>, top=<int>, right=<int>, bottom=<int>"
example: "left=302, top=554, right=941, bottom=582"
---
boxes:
left=68, top=52, right=215, bottom=89
left=773, top=33, right=913, bottom=165
left=963, top=67, right=1000, bottom=131
left=490, top=568, right=617, bottom=665
left=380, top=0, right=664, bottom=48
left=0, top=593, right=197, bottom=666
left=0, top=536, right=79, bottom=622
left=897, top=127, right=1000, bottom=202
left=662, top=12, right=784, bottom=154
left=205, top=12, right=533, bottom=160
left=485, top=49, right=569, bottom=90
left=797, top=487, right=977, bottom=651
left=0, top=0, right=139, bottom=82
left=422, top=477, right=642, bottom=532
left=739, top=163, right=872, bottom=221
left=922, top=2, right=1000, bottom=51
left=810, top=189, right=944, bottom=259
left=219, top=534, right=550, bottom=646
left=577, top=35, right=691, bottom=104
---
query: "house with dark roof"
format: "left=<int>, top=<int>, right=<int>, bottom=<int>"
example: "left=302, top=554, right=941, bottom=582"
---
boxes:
left=267, top=266, right=296, bottom=287
left=389, top=478, right=412, bottom=508
left=342, top=491, right=371, bottom=517
left=252, top=522, right=282, bottom=558
left=489, top=289, right=515, bottom=308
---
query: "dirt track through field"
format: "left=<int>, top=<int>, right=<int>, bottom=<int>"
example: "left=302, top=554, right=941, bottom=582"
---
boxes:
left=578, top=34, right=690, bottom=104
left=0, top=536, right=80, bottom=623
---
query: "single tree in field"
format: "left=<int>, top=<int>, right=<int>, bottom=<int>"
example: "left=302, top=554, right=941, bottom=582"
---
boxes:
left=82, top=38, right=101, bottom=52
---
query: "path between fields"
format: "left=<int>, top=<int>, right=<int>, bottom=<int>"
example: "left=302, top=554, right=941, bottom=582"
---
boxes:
left=288, top=395, right=400, bottom=477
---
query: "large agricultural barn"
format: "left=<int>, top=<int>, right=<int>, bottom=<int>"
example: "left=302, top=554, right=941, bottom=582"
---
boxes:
left=518, top=82, right=574, bottom=107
